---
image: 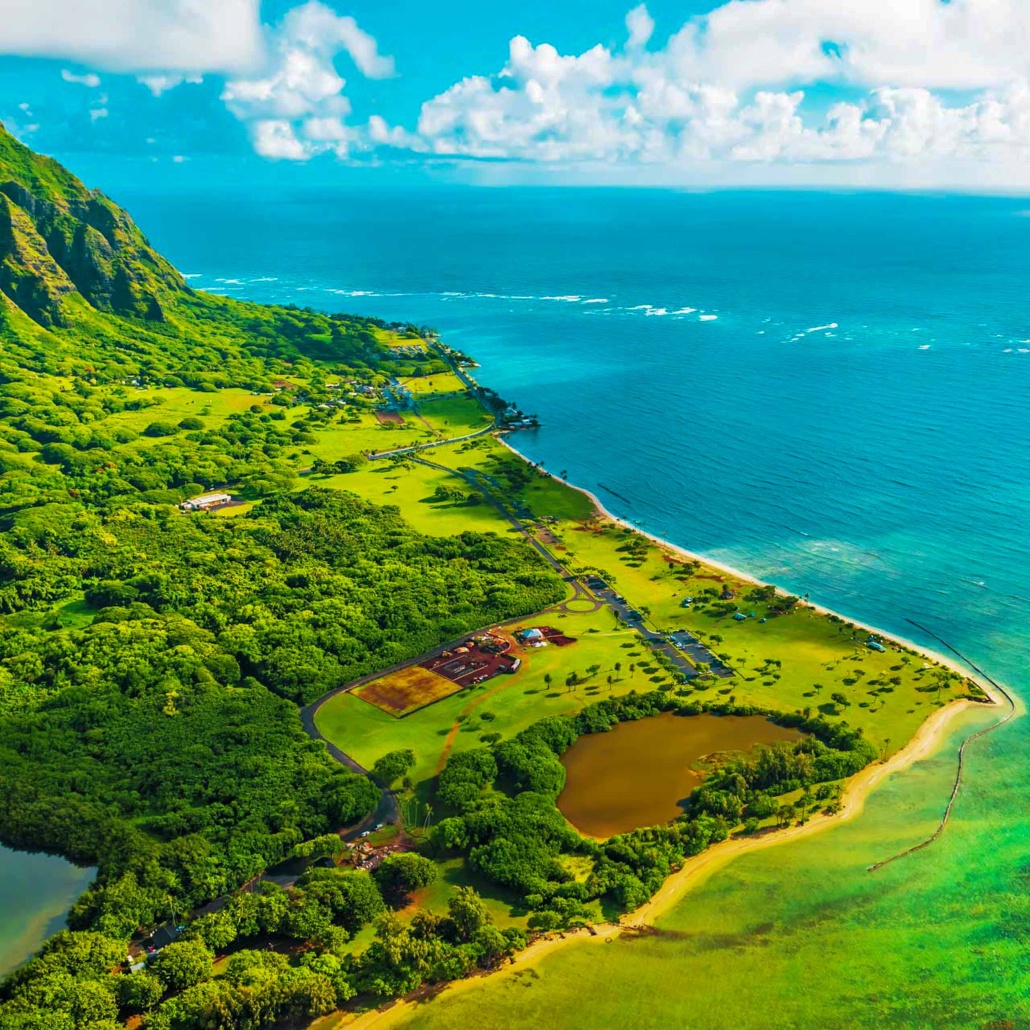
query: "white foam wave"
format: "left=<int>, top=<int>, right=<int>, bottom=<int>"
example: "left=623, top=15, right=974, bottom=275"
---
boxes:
left=216, top=278, right=244, bottom=285
left=182, top=273, right=202, bottom=279
left=540, top=295, right=583, bottom=302
left=582, top=297, right=609, bottom=305
left=805, top=322, right=838, bottom=333
left=672, top=307, right=697, bottom=315
left=646, top=307, right=668, bottom=316
left=918, top=344, right=931, bottom=350
left=699, top=314, right=718, bottom=322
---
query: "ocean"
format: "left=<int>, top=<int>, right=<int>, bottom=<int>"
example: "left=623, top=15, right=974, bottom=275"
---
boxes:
left=120, top=185, right=1030, bottom=1024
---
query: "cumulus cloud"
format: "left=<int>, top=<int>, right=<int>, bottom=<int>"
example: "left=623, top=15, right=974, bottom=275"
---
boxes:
left=402, top=0, right=1030, bottom=180
left=222, top=1, right=394, bottom=160
left=0, top=0, right=264, bottom=74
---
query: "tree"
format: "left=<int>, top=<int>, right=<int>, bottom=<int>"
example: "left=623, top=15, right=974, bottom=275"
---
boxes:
left=830, top=691, right=850, bottom=710
left=150, top=940, right=213, bottom=992
left=447, top=887, right=489, bottom=941
left=374, top=853, right=437, bottom=905
left=116, top=970, right=165, bottom=1012
left=372, top=749, right=416, bottom=786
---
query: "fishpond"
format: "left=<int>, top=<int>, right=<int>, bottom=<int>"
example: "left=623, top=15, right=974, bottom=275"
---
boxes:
left=557, top=713, right=803, bottom=838
left=0, top=846, right=94, bottom=976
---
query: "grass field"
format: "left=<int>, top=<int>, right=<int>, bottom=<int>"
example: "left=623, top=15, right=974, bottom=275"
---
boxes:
left=300, top=412, right=429, bottom=460
left=353, top=666, right=463, bottom=717
left=416, top=396, right=493, bottom=436
left=317, top=460, right=516, bottom=537
left=547, top=519, right=965, bottom=754
left=401, top=372, right=467, bottom=396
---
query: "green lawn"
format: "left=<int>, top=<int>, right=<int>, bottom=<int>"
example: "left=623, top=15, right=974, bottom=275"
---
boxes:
left=300, top=412, right=429, bottom=460
left=90, top=385, right=262, bottom=435
left=314, top=461, right=515, bottom=537
left=401, top=372, right=466, bottom=396
left=416, top=396, right=493, bottom=436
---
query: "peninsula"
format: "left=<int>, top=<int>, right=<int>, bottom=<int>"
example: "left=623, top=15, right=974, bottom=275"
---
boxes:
left=0, top=124, right=1004, bottom=1030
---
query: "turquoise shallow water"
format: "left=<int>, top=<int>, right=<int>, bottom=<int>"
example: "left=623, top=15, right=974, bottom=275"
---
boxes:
left=115, top=185, right=1030, bottom=1020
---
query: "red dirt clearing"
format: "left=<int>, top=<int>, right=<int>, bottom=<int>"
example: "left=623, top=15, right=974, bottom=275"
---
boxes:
left=353, top=666, right=462, bottom=717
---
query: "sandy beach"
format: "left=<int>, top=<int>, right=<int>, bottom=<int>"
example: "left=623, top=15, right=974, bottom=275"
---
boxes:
left=323, top=437, right=1016, bottom=1030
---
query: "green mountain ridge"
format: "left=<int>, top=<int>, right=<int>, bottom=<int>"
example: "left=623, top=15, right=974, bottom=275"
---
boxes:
left=0, top=122, right=186, bottom=327
left=0, top=121, right=422, bottom=390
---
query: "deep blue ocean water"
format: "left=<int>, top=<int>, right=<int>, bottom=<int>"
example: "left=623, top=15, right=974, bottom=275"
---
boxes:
left=123, top=186, right=1030, bottom=688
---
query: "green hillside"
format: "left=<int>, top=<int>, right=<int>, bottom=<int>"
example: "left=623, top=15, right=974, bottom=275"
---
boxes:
left=0, top=126, right=565, bottom=1029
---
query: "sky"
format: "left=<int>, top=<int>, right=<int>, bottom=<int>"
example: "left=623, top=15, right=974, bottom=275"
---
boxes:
left=5, top=0, right=1030, bottom=191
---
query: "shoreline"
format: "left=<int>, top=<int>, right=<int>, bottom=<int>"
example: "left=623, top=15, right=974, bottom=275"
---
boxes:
left=328, top=434, right=1016, bottom=1030
left=333, top=690, right=994, bottom=1030
left=495, top=434, right=1008, bottom=708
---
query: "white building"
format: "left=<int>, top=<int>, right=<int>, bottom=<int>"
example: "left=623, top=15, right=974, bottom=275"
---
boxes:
left=180, top=492, right=231, bottom=512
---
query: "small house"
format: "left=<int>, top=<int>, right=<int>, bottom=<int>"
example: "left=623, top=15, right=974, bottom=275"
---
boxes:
left=180, top=492, right=231, bottom=512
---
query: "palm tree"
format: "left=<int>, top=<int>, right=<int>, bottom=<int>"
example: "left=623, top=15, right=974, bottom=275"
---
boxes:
left=614, top=661, right=622, bottom=679
left=544, top=672, right=552, bottom=691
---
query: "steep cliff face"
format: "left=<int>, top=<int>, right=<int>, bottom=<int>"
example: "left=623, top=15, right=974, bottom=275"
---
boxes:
left=0, top=123, right=189, bottom=327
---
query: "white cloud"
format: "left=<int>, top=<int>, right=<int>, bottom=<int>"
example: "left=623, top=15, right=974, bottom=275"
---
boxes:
left=222, top=1, right=393, bottom=160
left=61, top=69, right=101, bottom=88
left=0, top=1, right=264, bottom=74
left=656, top=0, right=1030, bottom=93
left=137, top=73, right=203, bottom=97
left=402, top=1, right=1030, bottom=183
left=625, top=4, right=655, bottom=50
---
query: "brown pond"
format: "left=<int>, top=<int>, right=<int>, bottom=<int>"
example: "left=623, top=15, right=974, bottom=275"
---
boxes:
left=556, top=713, right=803, bottom=838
